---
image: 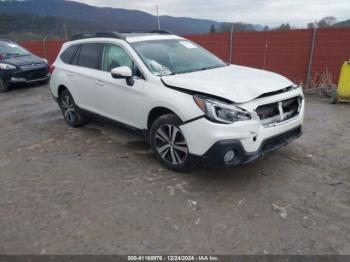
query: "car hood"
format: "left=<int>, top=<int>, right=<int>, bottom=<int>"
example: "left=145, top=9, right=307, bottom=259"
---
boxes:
left=161, top=65, right=294, bottom=103
left=3, top=54, right=45, bottom=67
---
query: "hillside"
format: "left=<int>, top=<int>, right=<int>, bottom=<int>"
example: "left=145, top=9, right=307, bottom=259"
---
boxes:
left=0, top=12, right=125, bottom=40
left=0, top=12, right=88, bottom=39
left=334, top=19, right=350, bottom=27
left=0, top=0, right=222, bottom=35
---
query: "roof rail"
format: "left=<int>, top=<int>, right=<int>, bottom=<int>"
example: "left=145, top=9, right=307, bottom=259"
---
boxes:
left=70, top=30, right=174, bottom=41
left=0, top=39, right=13, bottom=43
left=150, top=30, right=174, bottom=35
left=119, top=29, right=174, bottom=35
left=94, top=32, right=127, bottom=40
left=70, top=32, right=127, bottom=41
left=70, top=33, right=91, bottom=41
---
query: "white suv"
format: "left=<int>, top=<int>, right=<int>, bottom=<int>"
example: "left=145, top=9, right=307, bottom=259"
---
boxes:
left=50, top=31, right=305, bottom=171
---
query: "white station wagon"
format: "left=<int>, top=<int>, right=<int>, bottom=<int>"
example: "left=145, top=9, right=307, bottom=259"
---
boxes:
left=50, top=31, right=305, bottom=171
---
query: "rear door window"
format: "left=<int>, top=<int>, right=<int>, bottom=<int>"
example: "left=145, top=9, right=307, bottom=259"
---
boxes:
left=78, top=43, right=103, bottom=69
left=60, top=45, right=80, bottom=64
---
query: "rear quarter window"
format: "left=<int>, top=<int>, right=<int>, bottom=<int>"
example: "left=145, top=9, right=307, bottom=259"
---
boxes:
left=60, top=45, right=80, bottom=64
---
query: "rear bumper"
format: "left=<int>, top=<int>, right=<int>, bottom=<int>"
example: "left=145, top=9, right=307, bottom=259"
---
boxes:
left=191, top=126, right=302, bottom=168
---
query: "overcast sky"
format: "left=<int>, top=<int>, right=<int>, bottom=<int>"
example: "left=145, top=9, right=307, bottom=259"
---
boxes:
left=68, top=0, right=349, bottom=27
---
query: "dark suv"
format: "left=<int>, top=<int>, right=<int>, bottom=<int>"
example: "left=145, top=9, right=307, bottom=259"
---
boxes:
left=0, top=40, right=50, bottom=92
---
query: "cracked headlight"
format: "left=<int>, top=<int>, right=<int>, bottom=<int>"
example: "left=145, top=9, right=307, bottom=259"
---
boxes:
left=0, top=63, right=16, bottom=70
left=193, top=95, right=251, bottom=124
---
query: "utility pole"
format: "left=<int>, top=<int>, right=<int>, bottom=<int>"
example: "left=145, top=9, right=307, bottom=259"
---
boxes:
left=156, top=5, right=161, bottom=30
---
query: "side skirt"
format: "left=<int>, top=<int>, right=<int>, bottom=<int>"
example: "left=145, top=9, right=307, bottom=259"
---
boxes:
left=79, top=108, right=148, bottom=138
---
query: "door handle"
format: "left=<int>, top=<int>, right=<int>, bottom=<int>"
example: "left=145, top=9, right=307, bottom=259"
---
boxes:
left=95, top=80, right=104, bottom=86
left=67, top=72, right=74, bottom=77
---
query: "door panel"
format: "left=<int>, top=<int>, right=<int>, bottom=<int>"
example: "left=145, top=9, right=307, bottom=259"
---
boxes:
left=95, top=44, right=146, bottom=128
left=68, top=43, right=103, bottom=113
left=68, top=67, right=100, bottom=113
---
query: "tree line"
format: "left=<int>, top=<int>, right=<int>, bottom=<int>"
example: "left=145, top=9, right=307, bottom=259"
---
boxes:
left=209, top=16, right=339, bottom=33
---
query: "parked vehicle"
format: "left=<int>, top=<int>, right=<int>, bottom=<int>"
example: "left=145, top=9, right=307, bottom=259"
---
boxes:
left=0, top=39, right=50, bottom=92
left=50, top=31, right=305, bottom=171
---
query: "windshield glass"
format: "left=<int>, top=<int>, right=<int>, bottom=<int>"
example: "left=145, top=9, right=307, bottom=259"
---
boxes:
left=132, top=39, right=227, bottom=76
left=0, top=42, right=30, bottom=58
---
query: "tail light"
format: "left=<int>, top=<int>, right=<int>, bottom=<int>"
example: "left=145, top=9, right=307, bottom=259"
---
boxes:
left=49, top=65, right=55, bottom=73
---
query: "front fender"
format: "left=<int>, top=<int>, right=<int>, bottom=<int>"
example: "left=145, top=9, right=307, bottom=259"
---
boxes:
left=142, top=85, right=204, bottom=129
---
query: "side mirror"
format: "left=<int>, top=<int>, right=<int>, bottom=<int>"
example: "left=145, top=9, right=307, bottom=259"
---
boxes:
left=111, top=66, right=134, bottom=86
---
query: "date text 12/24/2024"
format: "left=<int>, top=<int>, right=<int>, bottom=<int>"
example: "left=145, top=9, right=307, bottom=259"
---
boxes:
left=128, top=256, right=220, bottom=261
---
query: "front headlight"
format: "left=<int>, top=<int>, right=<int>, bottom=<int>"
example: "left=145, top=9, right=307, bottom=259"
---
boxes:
left=42, top=59, right=48, bottom=64
left=193, top=95, right=251, bottom=124
left=0, top=63, right=16, bottom=70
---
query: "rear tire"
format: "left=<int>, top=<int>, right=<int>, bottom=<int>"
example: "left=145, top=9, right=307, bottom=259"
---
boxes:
left=59, top=89, right=86, bottom=127
left=150, top=113, right=195, bottom=172
left=0, top=78, right=9, bottom=93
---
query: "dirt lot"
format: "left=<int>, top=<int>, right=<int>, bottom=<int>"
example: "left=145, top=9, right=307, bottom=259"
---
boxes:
left=0, top=85, right=349, bottom=255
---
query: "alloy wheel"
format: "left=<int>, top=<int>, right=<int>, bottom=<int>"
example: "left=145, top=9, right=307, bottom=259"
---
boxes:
left=155, top=124, right=189, bottom=165
left=61, top=94, right=76, bottom=123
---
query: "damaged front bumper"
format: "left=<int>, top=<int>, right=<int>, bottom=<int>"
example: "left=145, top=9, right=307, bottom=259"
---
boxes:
left=180, top=88, right=305, bottom=167
left=190, top=126, right=302, bottom=167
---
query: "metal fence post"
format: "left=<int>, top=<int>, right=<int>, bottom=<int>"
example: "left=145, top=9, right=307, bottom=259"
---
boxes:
left=306, top=27, right=317, bottom=86
left=229, top=24, right=234, bottom=64
left=42, top=35, right=48, bottom=59
left=263, top=41, right=269, bottom=69
left=63, top=23, right=69, bottom=41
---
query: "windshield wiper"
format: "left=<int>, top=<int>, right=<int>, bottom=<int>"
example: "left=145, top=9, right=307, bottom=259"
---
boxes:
left=199, top=64, right=228, bottom=71
left=170, top=65, right=226, bottom=75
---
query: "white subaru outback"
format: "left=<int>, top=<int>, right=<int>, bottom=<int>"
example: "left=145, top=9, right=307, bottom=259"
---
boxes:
left=50, top=31, right=305, bottom=171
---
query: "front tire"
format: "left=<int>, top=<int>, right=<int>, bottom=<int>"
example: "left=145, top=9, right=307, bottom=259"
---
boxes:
left=59, top=89, right=86, bottom=127
left=38, top=79, right=49, bottom=85
left=0, top=78, right=9, bottom=93
left=150, top=114, right=195, bottom=172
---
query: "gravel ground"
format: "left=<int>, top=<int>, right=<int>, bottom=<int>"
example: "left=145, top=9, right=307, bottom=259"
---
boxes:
left=0, top=85, right=349, bottom=255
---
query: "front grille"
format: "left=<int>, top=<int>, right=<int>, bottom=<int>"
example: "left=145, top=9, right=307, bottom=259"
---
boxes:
left=16, top=69, right=48, bottom=81
left=20, top=63, right=46, bottom=70
left=256, top=102, right=279, bottom=119
left=256, top=96, right=301, bottom=126
left=261, top=126, right=302, bottom=153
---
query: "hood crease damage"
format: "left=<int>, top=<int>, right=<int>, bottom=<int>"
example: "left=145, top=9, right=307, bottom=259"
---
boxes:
left=161, top=65, right=294, bottom=104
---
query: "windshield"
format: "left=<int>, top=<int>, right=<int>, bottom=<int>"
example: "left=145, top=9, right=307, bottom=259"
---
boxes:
left=132, top=39, right=227, bottom=76
left=0, top=42, right=30, bottom=58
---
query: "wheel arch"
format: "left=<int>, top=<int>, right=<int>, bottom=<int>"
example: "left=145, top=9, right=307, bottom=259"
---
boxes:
left=147, top=106, right=183, bottom=131
left=57, top=85, right=68, bottom=97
